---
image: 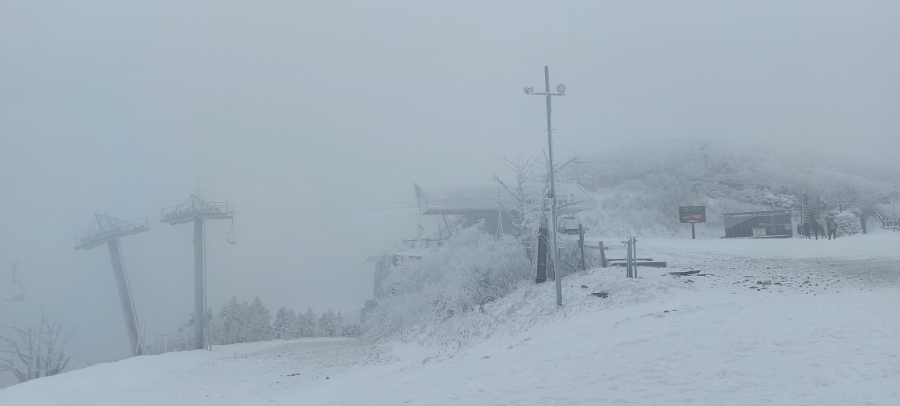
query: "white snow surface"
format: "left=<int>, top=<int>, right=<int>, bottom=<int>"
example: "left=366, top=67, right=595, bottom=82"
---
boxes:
left=3, top=233, right=900, bottom=405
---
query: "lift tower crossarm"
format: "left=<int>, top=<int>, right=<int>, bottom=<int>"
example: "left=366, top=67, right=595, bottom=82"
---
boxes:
left=161, top=195, right=234, bottom=225
left=75, top=215, right=150, bottom=250
left=161, top=194, right=234, bottom=351
left=74, top=214, right=148, bottom=356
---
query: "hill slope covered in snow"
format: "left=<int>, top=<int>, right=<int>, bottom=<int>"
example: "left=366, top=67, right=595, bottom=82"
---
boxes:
left=3, top=233, right=899, bottom=405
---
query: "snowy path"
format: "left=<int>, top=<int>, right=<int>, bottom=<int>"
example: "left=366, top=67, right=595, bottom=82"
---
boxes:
left=2, top=235, right=899, bottom=405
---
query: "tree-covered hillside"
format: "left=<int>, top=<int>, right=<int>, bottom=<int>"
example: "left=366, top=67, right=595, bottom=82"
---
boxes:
left=566, top=138, right=899, bottom=237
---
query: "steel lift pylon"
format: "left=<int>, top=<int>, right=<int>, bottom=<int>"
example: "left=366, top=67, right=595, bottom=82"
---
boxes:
left=6, top=262, right=24, bottom=302
left=75, top=214, right=149, bottom=356
left=161, top=194, right=233, bottom=350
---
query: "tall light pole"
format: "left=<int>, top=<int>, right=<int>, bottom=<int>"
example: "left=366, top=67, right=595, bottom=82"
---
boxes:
left=524, top=66, right=566, bottom=306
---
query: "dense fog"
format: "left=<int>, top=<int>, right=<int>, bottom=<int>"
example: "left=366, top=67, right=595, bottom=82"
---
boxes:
left=1, top=0, right=899, bottom=392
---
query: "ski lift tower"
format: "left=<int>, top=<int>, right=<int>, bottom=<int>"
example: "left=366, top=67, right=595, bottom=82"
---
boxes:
left=74, top=214, right=150, bottom=356
left=161, top=194, right=233, bottom=350
left=6, top=262, right=24, bottom=302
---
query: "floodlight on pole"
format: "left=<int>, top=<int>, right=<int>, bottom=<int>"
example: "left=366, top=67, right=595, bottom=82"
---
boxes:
left=524, top=66, right=566, bottom=307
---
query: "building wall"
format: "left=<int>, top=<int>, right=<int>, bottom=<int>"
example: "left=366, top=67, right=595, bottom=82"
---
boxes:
left=724, top=212, right=793, bottom=238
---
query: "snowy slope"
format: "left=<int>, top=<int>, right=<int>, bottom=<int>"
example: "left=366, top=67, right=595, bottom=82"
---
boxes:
left=2, top=234, right=899, bottom=405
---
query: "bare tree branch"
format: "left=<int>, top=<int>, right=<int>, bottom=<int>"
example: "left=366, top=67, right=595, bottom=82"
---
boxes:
left=0, top=306, right=76, bottom=383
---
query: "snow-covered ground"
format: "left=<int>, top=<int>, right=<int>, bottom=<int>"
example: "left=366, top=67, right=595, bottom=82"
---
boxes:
left=2, top=233, right=899, bottom=405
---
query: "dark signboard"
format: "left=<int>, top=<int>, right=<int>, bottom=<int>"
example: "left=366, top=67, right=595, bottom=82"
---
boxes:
left=679, top=206, right=706, bottom=223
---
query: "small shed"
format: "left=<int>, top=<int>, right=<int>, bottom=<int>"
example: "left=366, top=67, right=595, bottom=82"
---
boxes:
left=724, top=210, right=793, bottom=238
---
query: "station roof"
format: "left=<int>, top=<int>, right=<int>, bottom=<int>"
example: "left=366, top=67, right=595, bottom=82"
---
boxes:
left=414, top=182, right=596, bottom=216
left=723, top=210, right=792, bottom=229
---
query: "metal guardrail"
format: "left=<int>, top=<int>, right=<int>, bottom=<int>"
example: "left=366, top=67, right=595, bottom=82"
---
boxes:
left=875, top=211, right=900, bottom=230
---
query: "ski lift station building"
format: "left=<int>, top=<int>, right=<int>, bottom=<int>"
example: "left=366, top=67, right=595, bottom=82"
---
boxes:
left=414, top=182, right=596, bottom=232
left=723, top=210, right=793, bottom=238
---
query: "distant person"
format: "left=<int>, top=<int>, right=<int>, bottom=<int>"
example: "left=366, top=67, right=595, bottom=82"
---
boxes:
left=828, top=218, right=838, bottom=240
left=813, top=221, right=820, bottom=240
left=803, top=222, right=811, bottom=239
left=797, top=222, right=802, bottom=237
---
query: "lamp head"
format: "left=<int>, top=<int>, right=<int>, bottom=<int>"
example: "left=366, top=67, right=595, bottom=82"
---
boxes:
left=523, top=87, right=534, bottom=95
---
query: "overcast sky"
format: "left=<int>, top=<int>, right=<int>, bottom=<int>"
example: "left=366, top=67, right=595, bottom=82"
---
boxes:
left=1, top=0, right=898, bottom=373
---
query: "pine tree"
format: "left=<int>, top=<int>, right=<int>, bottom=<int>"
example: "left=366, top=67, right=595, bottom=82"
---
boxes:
left=241, top=301, right=252, bottom=340
left=318, top=308, right=337, bottom=337
left=250, top=297, right=272, bottom=341
left=342, top=323, right=361, bottom=338
left=336, top=310, right=344, bottom=334
left=287, top=309, right=298, bottom=339
left=303, top=308, right=317, bottom=337
left=272, top=307, right=291, bottom=340
left=218, top=296, right=248, bottom=344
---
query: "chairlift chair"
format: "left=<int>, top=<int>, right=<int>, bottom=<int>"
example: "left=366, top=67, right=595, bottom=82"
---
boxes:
left=6, top=262, right=24, bottom=302
left=226, top=219, right=237, bottom=245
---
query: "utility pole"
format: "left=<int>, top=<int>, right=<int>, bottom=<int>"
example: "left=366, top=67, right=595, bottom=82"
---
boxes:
left=161, top=194, right=233, bottom=350
left=524, top=66, right=567, bottom=306
left=817, top=196, right=822, bottom=220
left=75, top=214, right=149, bottom=356
left=624, top=238, right=634, bottom=278
left=799, top=189, right=805, bottom=229
left=6, top=262, right=24, bottom=302
left=578, top=224, right=585, bottom=271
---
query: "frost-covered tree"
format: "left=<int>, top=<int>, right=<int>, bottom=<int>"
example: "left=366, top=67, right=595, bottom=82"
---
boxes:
left=341, top=323, right=361, bottom=338
left=181, top=308, right=216, bottom=347
left=287, top=309, right=298, bottom=339
left=0, top=307, right=75, bottom=383
left=494, top=156, right=544, bottom=245
left=183, top=308, right=213, bottom=333
left=249, top=297, right=271, bottom=341
left=217, top=297, right=250, bottom=344
left=301, top=308, right=317, bottom=337
left=363, top=224, right=530, bottom=340
left=336, top=310, right=344, bottom=334
left=272, top=307, right=292, bottom=339
left=318, top=308, right=337, bottom=337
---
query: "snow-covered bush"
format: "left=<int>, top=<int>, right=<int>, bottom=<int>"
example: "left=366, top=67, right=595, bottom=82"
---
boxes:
left=558, top=238, right=602, bottom=273
left=362, top=225, right=531, bottom=341
left=833, top=211, right=861, bottom=237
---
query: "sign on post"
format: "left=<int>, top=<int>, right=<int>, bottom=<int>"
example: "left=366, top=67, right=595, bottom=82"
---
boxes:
left=679, top=206, right=706, bottom=239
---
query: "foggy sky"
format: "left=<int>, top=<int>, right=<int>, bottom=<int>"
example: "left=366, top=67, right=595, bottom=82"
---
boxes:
left=2, top=0, right=899, bottom=374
